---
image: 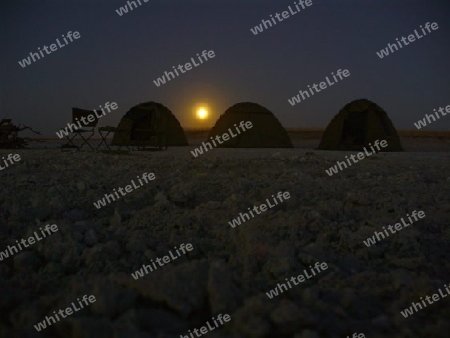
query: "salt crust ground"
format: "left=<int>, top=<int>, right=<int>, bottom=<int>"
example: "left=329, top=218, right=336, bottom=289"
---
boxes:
left=0, top=141, right=449, bottom=337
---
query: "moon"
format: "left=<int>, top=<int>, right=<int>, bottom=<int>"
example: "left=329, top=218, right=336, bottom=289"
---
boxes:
left=197, top=108, right=208, bottom=120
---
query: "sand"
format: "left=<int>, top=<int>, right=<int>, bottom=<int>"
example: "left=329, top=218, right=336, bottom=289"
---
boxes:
left=0, top=135, right=449, bottom=337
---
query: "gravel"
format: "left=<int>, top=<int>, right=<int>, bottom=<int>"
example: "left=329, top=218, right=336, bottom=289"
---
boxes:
left=0, top=144, right=449, bottom=337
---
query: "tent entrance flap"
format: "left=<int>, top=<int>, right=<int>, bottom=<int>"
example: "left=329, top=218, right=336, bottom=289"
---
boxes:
left=318, top=98, right=403, bottom=151
left=131, top=109, right=156, bottom=141
left=340, top=112, right=368, bottom=146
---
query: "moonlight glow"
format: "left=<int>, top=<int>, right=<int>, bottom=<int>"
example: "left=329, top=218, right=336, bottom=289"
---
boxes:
left=197, top=108, right=208, bottom=120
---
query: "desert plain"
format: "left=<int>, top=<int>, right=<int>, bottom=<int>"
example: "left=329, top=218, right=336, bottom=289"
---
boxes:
left=0, top=130, right=449, bottom=338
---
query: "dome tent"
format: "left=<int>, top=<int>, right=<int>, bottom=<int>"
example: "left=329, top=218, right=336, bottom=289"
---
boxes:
left=318, top=99, right=403, bottom=151
left=111, top=101, right=188, bottom=147
left=208, top=102, right=292, bottom=148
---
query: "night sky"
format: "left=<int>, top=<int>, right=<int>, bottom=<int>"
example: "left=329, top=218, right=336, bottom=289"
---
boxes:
left=2, top=0, right=450, bottom=136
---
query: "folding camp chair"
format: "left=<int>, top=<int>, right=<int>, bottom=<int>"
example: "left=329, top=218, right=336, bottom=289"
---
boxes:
left=61, top=108, right=98, bottom=151
left=97, top=126, right=129, bottom=151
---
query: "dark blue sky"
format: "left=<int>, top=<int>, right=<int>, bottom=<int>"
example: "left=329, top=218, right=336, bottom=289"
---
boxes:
left=2, top=0, right=449, bottom=136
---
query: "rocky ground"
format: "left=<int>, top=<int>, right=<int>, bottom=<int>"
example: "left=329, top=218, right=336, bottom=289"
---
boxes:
left=0, top=137, right=449, bottom=337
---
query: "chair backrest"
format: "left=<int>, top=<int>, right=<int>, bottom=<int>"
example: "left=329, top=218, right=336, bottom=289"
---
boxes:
left=72, top=108, right=99, bottom=128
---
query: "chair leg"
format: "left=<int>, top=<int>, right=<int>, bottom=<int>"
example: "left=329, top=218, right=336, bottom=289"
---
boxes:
left=61, top=134, right=79, bottom=151
left=97, top=131, right=111, bottom=151
left=79, top=131, right=95, bottom=151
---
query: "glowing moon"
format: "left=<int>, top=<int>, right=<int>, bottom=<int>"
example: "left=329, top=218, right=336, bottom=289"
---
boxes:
left=197, top=108, right=208, bottom=120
